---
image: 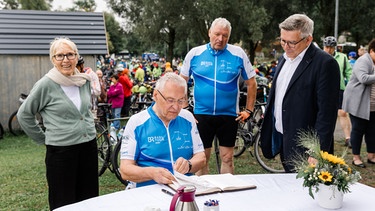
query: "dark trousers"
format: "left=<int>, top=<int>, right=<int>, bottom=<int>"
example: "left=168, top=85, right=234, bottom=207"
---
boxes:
left=46, top=139, right=98, bottom=210
left=121, top=96, right=132, bottom=117
left=349, top=112, right=375, bottom=155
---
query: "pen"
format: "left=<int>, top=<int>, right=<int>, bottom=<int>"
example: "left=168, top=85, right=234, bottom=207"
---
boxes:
left=161, top=188, right=174, bottom=196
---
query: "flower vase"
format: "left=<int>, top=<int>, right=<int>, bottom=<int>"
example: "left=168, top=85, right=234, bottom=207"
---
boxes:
left=316, top=184, right=344, bottom=209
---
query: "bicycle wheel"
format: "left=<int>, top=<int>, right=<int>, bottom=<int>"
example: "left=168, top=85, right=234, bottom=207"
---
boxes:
left=111, top=140, right=129, bottom=185
left=95, top=123, right=110, bottom=176
left=8, top=110, right=24, bottom=136
left=254, top=132, right=285, bottom=173
left=233, top=121, right=251, bottom=157
left=0, top=122, right=4, bottom=139
left=233, top=134, right=246, bottom=157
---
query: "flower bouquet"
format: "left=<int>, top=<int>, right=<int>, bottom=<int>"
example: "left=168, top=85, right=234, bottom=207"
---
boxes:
left=293, top=130, right=361, bottom=199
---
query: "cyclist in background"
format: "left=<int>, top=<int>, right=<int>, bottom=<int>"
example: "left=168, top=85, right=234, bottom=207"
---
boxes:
left=348, top=51, right=357, bottom=67
left=76, top=56, right=101, bottom=117
left=323, top=36, right=353, bottom=147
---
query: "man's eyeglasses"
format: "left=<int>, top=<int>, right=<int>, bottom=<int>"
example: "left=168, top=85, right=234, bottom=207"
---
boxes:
left=53, top=53, right=77, bottom=61
left=280, top=37, right=306, bottom=48
left=157, top=90, right=186, bottom=105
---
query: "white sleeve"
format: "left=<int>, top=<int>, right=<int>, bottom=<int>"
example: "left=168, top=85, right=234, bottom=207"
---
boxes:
left=90, top=72, right=101, bottom=96
left=120, top=117, right=138, bottom=160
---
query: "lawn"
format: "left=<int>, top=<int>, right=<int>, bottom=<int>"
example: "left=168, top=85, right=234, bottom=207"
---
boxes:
left=0, top=133, right=374, bottom=210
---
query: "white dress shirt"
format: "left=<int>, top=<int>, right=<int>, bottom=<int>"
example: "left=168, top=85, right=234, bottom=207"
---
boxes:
left=274, top=48, right=308, bottom=133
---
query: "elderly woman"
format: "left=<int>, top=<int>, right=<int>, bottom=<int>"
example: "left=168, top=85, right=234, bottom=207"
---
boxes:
left=343, top=38, right=375, bottom=168
left=17, top=37, right=98, bottom=210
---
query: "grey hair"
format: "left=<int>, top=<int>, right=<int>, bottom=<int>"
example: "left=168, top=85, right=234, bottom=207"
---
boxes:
left=210, top=17, right=232, bottom=36
left=155, top=72, right=187, bottom=94
left=49, top=37, right=79, bottom=63
left=279, top=14, right=314, bottom=38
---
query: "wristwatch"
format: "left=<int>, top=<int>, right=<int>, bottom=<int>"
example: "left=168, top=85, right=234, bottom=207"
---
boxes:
left=187, top=160, right=192, bottom=173
left=244, top=108, right=253, bottom=114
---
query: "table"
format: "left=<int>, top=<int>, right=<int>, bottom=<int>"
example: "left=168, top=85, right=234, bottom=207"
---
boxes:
left=55, top=173, right=374, bottom=211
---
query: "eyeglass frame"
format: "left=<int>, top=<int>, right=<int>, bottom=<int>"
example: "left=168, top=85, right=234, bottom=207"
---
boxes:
left=53, top=53, right=77, bottom=61
left=280, top=37, right=306, bottom=48
left=156, top=90, right=187, bottom=106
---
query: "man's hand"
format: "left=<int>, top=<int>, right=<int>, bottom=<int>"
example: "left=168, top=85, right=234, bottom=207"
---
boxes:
left=152, top=168, right=176, bottom=184
left=236, top=111, right=251, bottom=123
left=308, top=156, right=317, bottom=165
left=173, top=157, right=190, bottom=174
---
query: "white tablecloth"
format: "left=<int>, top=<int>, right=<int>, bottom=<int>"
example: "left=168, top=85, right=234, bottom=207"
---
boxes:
left=55, top=173, right=374, bottom=211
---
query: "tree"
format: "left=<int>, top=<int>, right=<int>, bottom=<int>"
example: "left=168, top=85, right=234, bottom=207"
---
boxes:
left=108, top=0, right=194, bottom=62
left=108, top=0, right=269, bottom=63
left=103, top=12, right=126, bottom=54
left=0, top=0, right=18, bottom=9
left=338, top=0, right=375, bottom=47
left=68, top=0, right=96, bottom=12
left=19, top=0, right=51, bottom=10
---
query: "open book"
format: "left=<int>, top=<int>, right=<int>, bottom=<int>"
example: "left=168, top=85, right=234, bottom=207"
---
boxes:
left=168, top=172, right=256, bottom=196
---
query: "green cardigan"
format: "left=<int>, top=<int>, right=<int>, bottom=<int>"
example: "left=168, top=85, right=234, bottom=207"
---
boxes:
left=17, top=76, right=96, bottom=146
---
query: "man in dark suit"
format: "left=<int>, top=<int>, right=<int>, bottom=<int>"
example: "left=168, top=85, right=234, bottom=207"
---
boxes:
left=260, top=14, right=340, bottom=172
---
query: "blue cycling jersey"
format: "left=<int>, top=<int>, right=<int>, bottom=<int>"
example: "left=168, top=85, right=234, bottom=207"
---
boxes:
left=181, top=43, right=255, bottom=116
left=120, top=105, right=204, bottom=187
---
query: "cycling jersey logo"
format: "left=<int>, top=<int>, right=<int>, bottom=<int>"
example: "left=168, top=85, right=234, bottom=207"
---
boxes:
left=200, top=61, right=213, bottom=67
left=173, top=130, right=192, bottom=150
left=148, top=136, right=164, bottom=144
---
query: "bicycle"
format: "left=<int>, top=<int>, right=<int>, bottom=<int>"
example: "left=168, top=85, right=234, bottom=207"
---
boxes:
left=8, top=93, right=45, bottom=136
left=129, top=81, right=154, bottom=115
left=96, top=103, right=130, bottom=185
left=234, top=82, right=269, bottom=158
left=233, top=84, right=285, bottom=173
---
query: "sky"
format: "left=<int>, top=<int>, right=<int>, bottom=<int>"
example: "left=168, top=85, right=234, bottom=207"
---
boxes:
left=52, top=0, right=109, bottom=12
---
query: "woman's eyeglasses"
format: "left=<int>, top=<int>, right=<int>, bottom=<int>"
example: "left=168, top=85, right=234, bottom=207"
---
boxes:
left=53, top=53, right=77, bottom=61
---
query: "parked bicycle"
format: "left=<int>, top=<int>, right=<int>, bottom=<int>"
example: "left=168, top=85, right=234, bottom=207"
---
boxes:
left=95, top=103, right=129, bottom=185
left=8, top=93, right=44, bottom=136
left=233, top=82, right=284, bottom=173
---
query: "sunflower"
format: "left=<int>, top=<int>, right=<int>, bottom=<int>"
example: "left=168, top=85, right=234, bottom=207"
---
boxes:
left=320, top=151, right=346, bottom=165
left=318, top=171, right=333, bottom=182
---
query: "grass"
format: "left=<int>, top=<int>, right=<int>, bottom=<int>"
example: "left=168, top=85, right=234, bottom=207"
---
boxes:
left=0, top=133, right=374, bottom=210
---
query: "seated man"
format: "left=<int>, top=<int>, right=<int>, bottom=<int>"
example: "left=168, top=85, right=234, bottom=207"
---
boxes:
left=119, top=72, right=206, bottom=187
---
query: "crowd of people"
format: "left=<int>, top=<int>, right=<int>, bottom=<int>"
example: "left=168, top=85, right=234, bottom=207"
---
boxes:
left=15, top=13, right=375, bottom=210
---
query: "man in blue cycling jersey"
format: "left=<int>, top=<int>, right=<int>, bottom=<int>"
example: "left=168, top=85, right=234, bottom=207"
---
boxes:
left=180, top=17, right=257, bottom=175
left=119, top=73, right=206, bottom=187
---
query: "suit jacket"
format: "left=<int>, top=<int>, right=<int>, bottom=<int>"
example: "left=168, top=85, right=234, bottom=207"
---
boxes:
left=260, top=44, right=340, bottom=170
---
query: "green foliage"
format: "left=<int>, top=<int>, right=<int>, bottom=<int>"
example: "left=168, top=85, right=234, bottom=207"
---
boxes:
left=0, top=0, right=19, bottom=9
left=19, top=0, right=50, bottom=10
left=103, top=12, right=126, bottom=54
left=108, top=0, right=270, bottom=62
left=72, top=0, right=96, bottom=12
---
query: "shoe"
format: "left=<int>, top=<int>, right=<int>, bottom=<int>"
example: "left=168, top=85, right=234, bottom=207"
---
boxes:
left=368, top=159, right=375, bottom=164
left=352, top=161, right=366, bottom=168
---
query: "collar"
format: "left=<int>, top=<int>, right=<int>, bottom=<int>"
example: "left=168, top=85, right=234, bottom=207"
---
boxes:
left=207, top=43, right=227, bottom=56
